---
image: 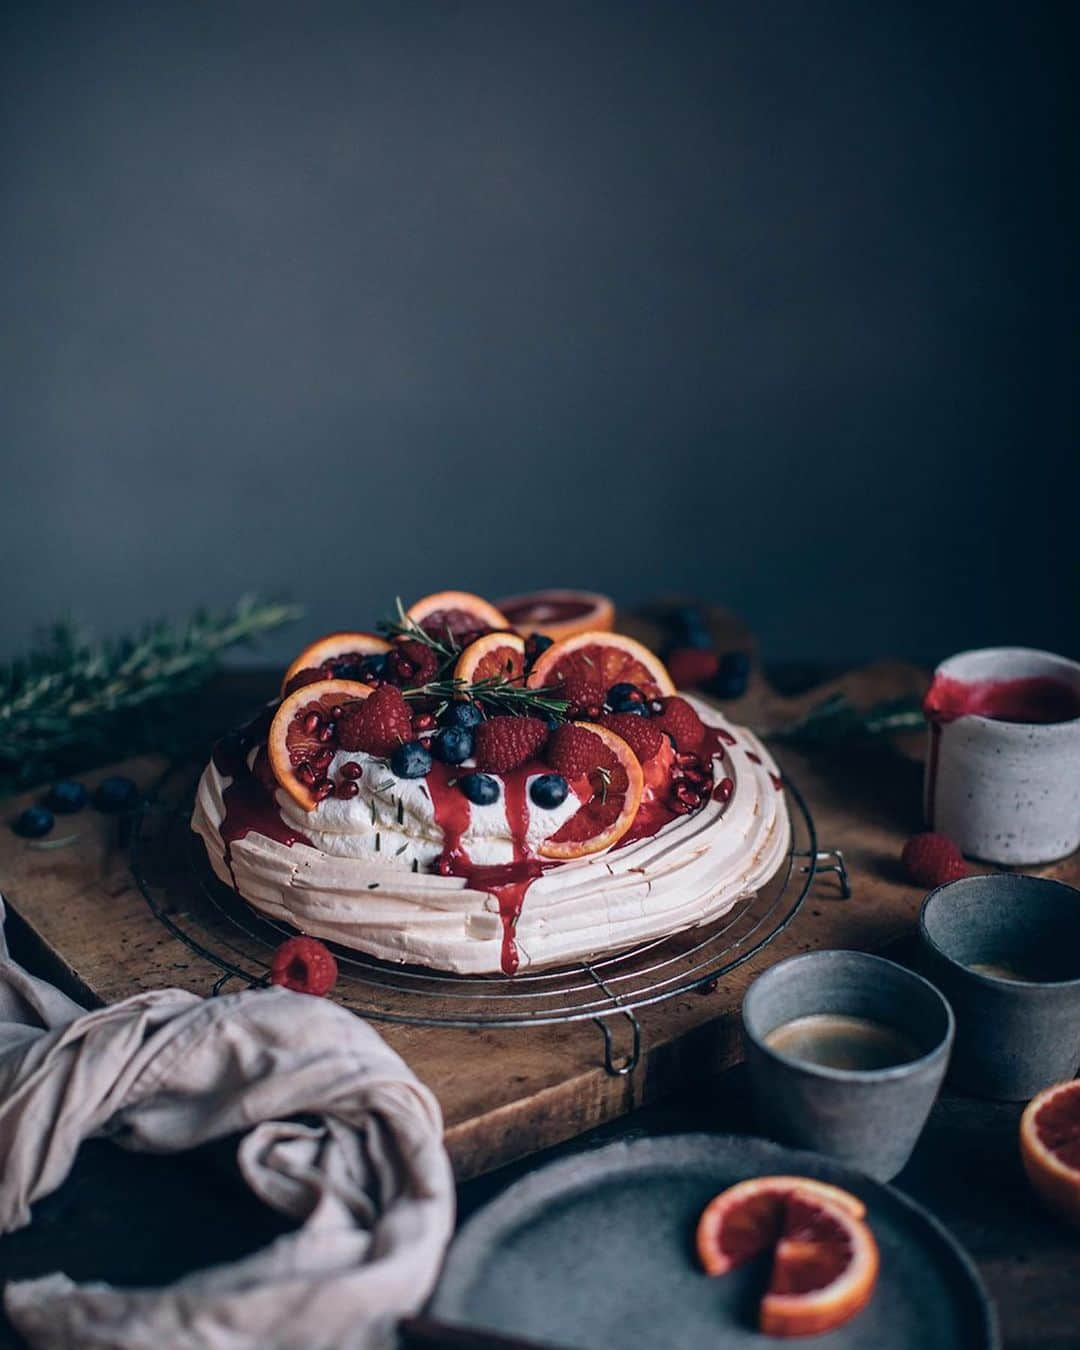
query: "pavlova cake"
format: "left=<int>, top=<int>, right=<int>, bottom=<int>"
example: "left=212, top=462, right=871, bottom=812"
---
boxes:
left=192, top=591, right=790, bottom=975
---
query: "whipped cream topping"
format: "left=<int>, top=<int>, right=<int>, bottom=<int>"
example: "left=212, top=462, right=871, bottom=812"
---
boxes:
left=192, top=696, right=790, bottom=975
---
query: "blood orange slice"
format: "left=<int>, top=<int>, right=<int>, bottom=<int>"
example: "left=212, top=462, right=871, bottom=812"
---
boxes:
left=696, top=1176, right=866, bottom=1277
left=1020, top=1079, right=1080, bottom=1227
left=760, top=1188, right=879, bottom=1337
left=406, top=591, right=509, bottom=645
left=268, top=679, right=374, bottom=811
left=527, top=631, right=676, bottom=701
left=538, top=722, right=643, bottom=859
left=281, top=632, right=390, bottom=696
left=454, top=631, right=526, bottom=685
left=498, top=588, right=615, bottom=640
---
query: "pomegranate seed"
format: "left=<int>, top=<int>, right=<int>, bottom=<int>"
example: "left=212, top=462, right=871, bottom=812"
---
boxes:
left=302, top=712, right=321, bottom=735
left=340, top=761, right=363, bottom=780
left=312, top=747, right=334, bottom=768
left=669, top=796, right=696, bottom=815
left=713, top=776, right=734, bottom=802
left=413, top=713, right=437, bottom=732
left=674, top=782, right=702, bottom=809
left=330, top=705, right=344, bottom=719
left=313, top=779, right=334, bottom=800
left=649, top=699, right=664, bottom=715
left=318, top=724, right=335, bottom=743
left=335, top=780, right=359, bottom=799
left=296, top=763, right=316, bottom=786
left=676, top=751, right=702, bottom=771
left=420, top=737, right=433, bottom=750
left=684, top=767, right=711, bottom=787
left=397, top=660, right=416, bottom=680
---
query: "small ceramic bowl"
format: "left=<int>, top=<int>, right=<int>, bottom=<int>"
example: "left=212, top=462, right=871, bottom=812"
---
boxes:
left=924, top=646, right=1080, bottom=865
left=742, top=951, right=954, bottom=1181
left=919, top=873, right=1080, bottom=1100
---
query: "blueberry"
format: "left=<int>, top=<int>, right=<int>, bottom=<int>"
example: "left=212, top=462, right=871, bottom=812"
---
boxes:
left=14, top=806, right=54, bottom=838
left=460, top=772, right=500, bottom=806
left=93, top=776, right=140, bottom=813
left=612, top=702, right=649, bottom=717
left=719, top=650, right=751, bottom=678
left=710, top=669, right=749, bottom=700
left=530, top=773, right=569, bottom=809
left=607, top=682, right=647, bottom=713
left=444, top=701, right=484, bottom=730
left=524, top=633, right=553, bottom=666
left=433, top=726, right=474, bottom=765
left=356, top=653, right=388, bottom=682
left=390, top=741, right=433, bottom=779
left=45, top=779, right=88, bottom=814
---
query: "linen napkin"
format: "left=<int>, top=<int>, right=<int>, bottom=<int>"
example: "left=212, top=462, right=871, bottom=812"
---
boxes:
left=0, top=894, right=455, bottom=1349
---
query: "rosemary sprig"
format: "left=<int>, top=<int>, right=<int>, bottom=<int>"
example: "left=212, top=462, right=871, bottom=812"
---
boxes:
left=773, top=693, right=925, bottom=746
left=377, top=597, right=460, bottom=666
left=0, top=596, right=300, bottom=792
left=403, top=676, right=570, bottom=720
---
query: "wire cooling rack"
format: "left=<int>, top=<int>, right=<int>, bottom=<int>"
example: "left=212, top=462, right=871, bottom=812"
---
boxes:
left=130, top=767, right=848, bottom=1075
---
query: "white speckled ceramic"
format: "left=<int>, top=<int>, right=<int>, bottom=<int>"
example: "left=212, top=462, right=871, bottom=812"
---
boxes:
left=925, top=648, right=1080, bottom=865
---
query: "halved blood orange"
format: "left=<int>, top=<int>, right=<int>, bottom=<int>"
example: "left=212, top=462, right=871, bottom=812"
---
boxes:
left=406, top=591, right=509, bottom=645
left=760, top=1188, right=879, bottom=1337
left=538, top=723, right=644, bottom=859
left=526, top=631, right=676, bottom=701
left=454, top=631, right=526, bottom=685
left=497, top=588, right=615, bottom=640
left=281, top=632, right=390, bottom=696
left=696, top=1175, right=866, bottom=1277
left=268, top=679, right=374, bottom=811
left=1020, top=1079, right=1080, bottom=1227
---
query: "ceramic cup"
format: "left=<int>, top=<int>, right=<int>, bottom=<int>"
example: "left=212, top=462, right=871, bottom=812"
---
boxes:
left=742, top=950, right=954, bottom=1181
left=924, top=646, right=1080, bottom=865
left=919, top=873, right=1080, bottom=1100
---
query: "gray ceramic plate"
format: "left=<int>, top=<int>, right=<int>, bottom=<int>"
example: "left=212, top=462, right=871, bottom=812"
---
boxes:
left=431, top=1134, right=998, bottom=1349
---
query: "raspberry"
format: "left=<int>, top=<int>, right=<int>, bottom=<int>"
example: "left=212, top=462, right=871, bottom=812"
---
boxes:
left=558, top=676, right=607, bottom=717
left=385, top=639, right=440, bottom=689
left=473, top=715, right=550, bottom=773
left=270, top=936, right=338, bottom=996
left=653, top=696, right=706, bottom=752
left=666, top=646, right=719, bottom=690
left=597, top=712, right=663, bottom=764
left=546, top=723, right=605, bottom=778
left=901, top=833, right=969, bottom=888
left=337, top=685, right=412, bottom=757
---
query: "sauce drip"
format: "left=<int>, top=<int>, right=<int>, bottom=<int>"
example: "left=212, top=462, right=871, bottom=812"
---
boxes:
left=212, top=715, right=313, bottom=888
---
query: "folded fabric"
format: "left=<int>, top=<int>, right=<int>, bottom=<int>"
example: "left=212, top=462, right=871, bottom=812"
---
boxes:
left=0, top=895, right=454, bottom=1349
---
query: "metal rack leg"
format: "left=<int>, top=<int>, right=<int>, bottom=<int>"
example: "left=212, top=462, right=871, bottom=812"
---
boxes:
left=593, top=1011, right=641, bottom=1076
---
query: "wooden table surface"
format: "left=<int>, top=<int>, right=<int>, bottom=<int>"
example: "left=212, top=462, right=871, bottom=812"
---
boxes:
left=0, top=660, right=1076, bottom=1348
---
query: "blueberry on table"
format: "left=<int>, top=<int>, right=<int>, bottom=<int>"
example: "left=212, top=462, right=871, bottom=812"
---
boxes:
left=460, top=772, right=500, bottom=806
left=45, top=779, right=88, bottom=814
left=444, top=702, right=484, bottom=730
left=92, top=776, right=140, bottom=813
left=530, top=774, right=569, bottom=809
left=14, top=806, right=54, bottom=838
left=433, top=726, right=474, bottom=765
left=720, top=651, right=751, bottom=678
left=390, top=741, right=433, bottom=779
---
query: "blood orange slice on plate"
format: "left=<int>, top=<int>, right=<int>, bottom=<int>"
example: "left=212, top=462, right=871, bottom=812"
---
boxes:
left=538, top=723, right=644, bottom=859
left=454, top=631, right=526, bottom=685
left=760, top=1187, right=879, bottom=1337
left=526, top=632, right=676, bottom=702
left=696, top=1175, right=866, bottom=1277
left=268, top=679, right=374, bottom=811
left=406, top=591, right=509, bottom=645
left=1020, top=1078, right=1080, bottom=1226
left=498, top=588, right=615, bottom=640
left=281, top=632, right=390, bottom=696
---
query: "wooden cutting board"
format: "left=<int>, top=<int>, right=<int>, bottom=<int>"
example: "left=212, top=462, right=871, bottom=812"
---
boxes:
left=2, top=614, right=1076, bottom=1180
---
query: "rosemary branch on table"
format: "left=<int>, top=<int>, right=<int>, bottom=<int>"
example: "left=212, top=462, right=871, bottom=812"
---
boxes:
left=773, top=692, right=925, bottom=745
left=0, top=597, right=300, bottom=792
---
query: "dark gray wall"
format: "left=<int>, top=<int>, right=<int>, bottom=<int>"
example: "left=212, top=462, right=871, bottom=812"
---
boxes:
left=2, top=2, right=1075, bottom=666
